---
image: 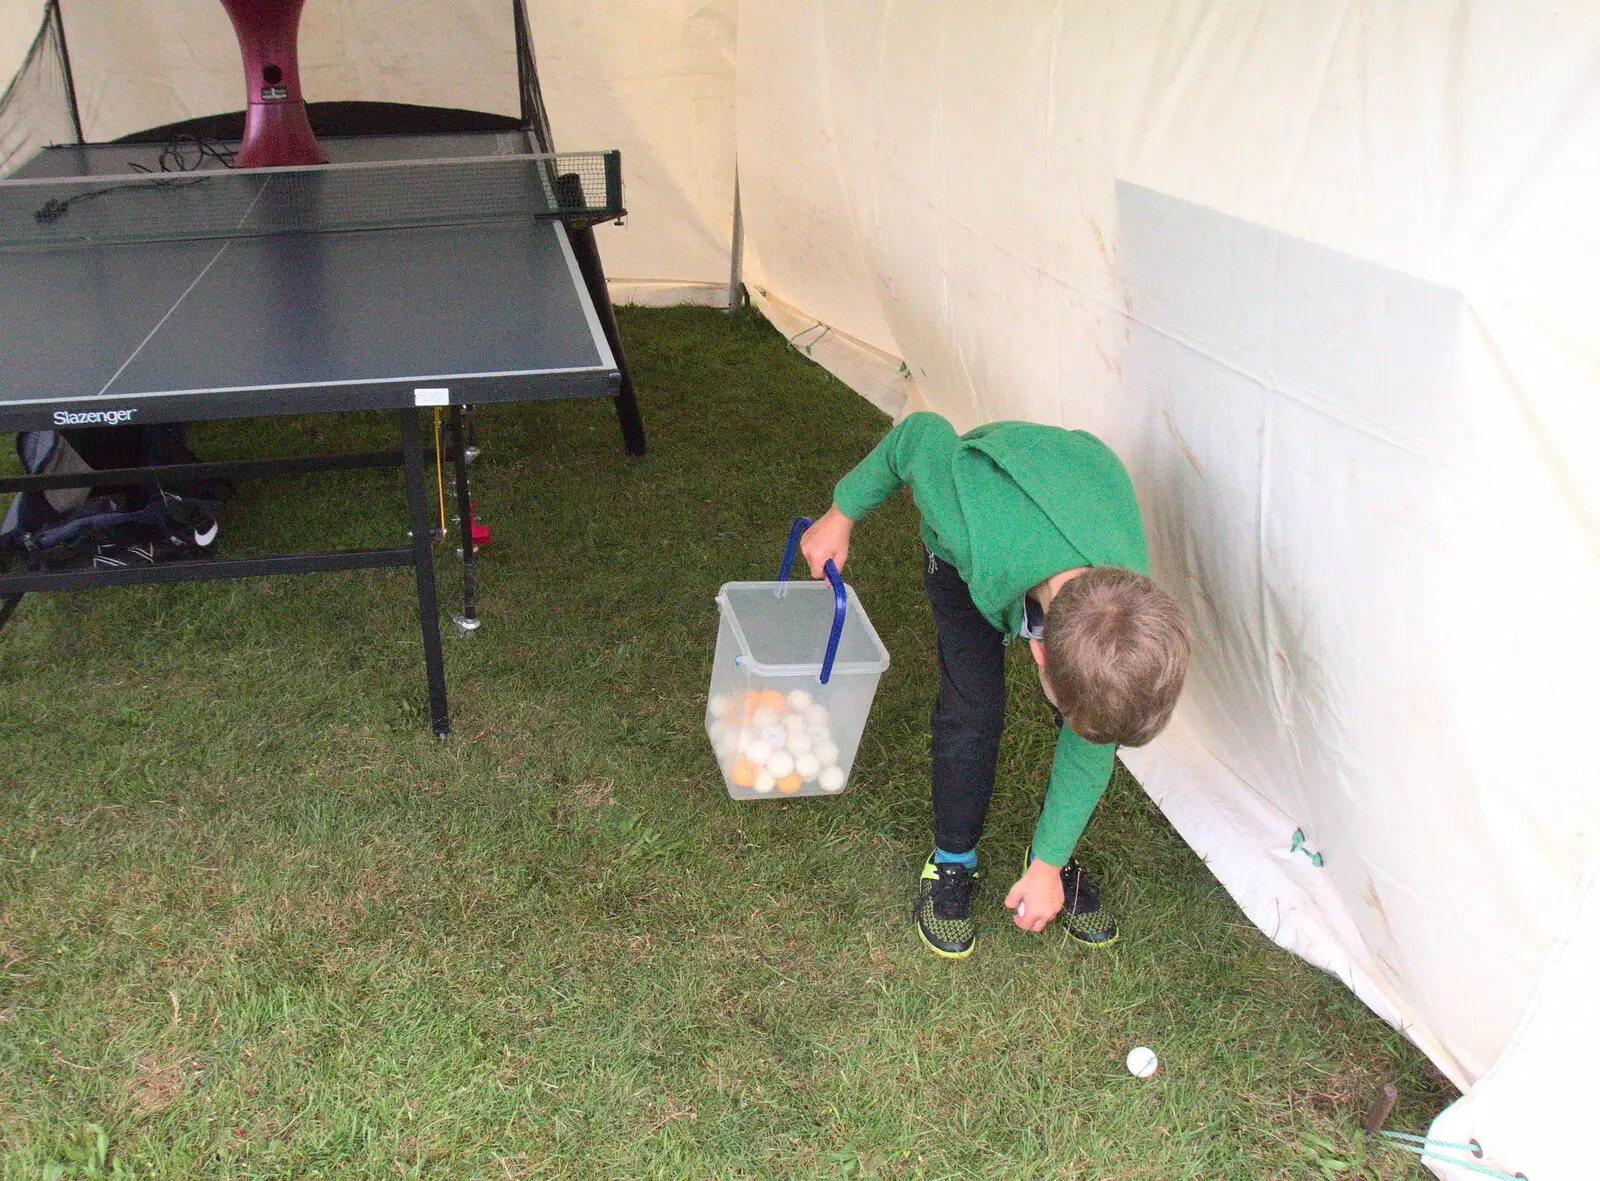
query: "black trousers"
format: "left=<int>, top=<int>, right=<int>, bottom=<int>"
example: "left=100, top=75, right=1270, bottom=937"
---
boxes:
left=924, top=548, right=1010, bottom=855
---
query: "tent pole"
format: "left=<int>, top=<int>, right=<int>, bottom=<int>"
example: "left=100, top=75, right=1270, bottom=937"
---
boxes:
left=726, top=165, right=743, bottom=314
left=49, top=0, right=85, bottom=144
left=511, top=0, right=553, bottom=153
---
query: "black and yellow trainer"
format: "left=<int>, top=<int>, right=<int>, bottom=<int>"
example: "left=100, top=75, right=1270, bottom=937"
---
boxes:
left=1024, top=846, right=1119, bottom=947
left=915, top=855, right=980, bottom=958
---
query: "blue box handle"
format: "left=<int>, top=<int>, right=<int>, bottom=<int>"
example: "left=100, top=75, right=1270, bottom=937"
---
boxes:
left=777, top=516, right=846, bottom=685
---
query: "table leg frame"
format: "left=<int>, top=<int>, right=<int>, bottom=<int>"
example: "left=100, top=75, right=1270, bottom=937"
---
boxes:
left=0, top=410, right=454, bottom=736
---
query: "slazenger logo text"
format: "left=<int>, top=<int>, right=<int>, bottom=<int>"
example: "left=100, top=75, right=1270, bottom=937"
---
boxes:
left=53, top=408, right=137, bottom=426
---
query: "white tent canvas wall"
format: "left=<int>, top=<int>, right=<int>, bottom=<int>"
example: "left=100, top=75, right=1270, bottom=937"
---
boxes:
left=4, top=3, right=1596, bottom=1177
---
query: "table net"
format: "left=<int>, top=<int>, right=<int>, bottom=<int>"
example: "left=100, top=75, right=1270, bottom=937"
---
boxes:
left=0, top=150, right=622, bottom=250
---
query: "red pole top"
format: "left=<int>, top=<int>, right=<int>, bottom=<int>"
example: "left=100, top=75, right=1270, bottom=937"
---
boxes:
left=218, top=0, right=327, bottom=167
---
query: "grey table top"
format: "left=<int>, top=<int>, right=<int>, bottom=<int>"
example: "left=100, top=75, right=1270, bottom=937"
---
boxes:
left=0, top=132, right=618, bottom=432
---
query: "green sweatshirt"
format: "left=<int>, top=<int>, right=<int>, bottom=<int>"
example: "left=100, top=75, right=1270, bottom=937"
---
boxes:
left=833, top=412, right=1149, bottom=866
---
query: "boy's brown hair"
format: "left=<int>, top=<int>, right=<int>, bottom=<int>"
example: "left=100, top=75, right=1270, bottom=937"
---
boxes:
left=1042, top=567, right=1190, bottom=746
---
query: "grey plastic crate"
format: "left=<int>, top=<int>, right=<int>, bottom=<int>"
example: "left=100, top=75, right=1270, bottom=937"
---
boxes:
left=706, top=578, right=890, bottom=799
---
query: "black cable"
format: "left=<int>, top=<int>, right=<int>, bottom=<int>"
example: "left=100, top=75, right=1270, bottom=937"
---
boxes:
left=33, top=132, right=235, bottom=225
left=155, top=133, right=236, bottom=173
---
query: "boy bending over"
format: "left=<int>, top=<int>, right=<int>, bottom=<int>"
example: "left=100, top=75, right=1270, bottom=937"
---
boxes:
left=801, top=412, right=1190, bottom=958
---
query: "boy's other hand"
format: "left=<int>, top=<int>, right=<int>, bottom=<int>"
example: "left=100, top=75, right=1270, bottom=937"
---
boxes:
left=1005, top=858, right=1066, bottom=933
left=800, top=505, right=854, bottom=578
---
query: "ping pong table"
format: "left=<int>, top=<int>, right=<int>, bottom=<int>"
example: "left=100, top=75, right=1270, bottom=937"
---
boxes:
left=0, top=130, right=645, bottom=736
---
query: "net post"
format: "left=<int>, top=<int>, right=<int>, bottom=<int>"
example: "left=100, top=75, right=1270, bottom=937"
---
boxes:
left=603, top=151, right=623, bottom=219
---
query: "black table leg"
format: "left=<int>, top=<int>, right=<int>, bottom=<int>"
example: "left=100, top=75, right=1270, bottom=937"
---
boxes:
left=564, top=219, right=646, bottom=457
left=449, top=404, right=480, bottom=635
left=399, top=408, right=451, bottom=737
left=0, top=593, right=22, bottom=633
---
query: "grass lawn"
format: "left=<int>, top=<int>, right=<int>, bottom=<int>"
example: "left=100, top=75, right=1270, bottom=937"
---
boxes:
left=0, top=306, right=1456, bottom=1178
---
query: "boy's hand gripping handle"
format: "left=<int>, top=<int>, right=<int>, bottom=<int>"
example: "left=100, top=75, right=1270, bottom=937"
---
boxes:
left=778, top=516, right=847, bottom=685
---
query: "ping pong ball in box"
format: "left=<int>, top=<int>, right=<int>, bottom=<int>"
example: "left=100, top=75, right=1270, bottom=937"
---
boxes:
left=1125, top=1047, right=1158, bottom=1078
left=711, top=679, right=857, bottom=797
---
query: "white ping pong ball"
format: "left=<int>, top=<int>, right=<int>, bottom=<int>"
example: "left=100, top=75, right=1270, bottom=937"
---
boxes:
left=787, top=690, right=813, bottom=711
left=709, top=694, right=730, bottom=719
left=814, top=740, right=839, bottom=766
left=794, top=752, right=821, bottom=779
left=753, top=771, right=776, bottom=793
left=766, top=750, right=795, bottom=778
left=785, top=731, right=813, bottom=755
left=751, top=706, right=779, bottom=728
left=744, top=740, right=771, bottom=765
left=1126, top=1047, right=1158, bottom=1078
left=783, top=712, right=807, bottom=732
left=804, top=703, right=828, bottom=724
left=818, top=766, right=845, bottom=792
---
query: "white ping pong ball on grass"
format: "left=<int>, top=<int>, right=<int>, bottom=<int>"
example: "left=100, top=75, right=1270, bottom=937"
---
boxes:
left=766, top=750, right=795, bottom=778
left=794, top=752, right=821, bottom=780
left=818, top=766, right=845, bottom=793
left=1126, top=1047, right=1159, bottom=1078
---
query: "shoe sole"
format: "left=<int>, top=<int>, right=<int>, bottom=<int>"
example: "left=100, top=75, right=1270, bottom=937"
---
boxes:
left=1068, top=928, right=1119, bottom=949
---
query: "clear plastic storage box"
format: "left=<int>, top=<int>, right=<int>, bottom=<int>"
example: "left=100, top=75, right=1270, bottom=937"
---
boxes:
left=706, top=524, right=890, bottom=800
